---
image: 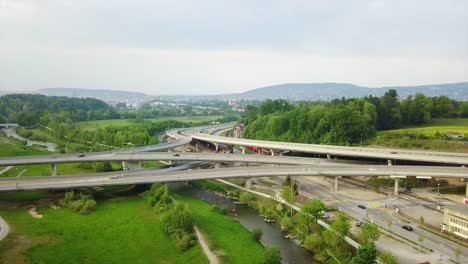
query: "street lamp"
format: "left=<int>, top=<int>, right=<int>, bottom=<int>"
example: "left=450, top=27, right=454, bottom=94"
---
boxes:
left=437, top=183, right=441, bottom=209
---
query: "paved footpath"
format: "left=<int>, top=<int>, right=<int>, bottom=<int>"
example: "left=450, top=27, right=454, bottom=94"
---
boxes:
left=194, top=225, right=219, bottom=264
left=0, top=216, right=10, bottom=240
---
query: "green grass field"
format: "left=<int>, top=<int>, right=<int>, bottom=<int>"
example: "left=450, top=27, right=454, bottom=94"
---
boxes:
left=0, top=191, right=267, bottom=264
left=174, top=193, right=267, bottom=264
left=0, top=134, right=49, bottom=157
left=373, top=118, right=468, bottom=151
left=0, top=197, right=208, bottom=264
left=378, top=118, right=468, bottom=137
left=76, top=116, right=223, bottom=131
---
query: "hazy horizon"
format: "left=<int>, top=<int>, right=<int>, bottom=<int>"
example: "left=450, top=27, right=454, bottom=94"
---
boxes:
left=1, top=0, right=467, bottom=94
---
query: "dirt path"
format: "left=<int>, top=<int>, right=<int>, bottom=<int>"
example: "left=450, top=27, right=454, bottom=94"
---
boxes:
left=0, top=216, right=10, bottom=240
left=194, top=225, right=219, bottom=264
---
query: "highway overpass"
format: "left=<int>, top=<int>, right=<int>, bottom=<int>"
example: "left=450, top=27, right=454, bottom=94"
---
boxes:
left=184, top=131, right=468, bottom=165
left=0, top=152, right=357, bottom=167
left=1, top=164, right=467, bottom=191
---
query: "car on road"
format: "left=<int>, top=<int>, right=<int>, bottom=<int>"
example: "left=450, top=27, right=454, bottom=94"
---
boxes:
left=402, top=225, right=414, bottom=231
left=357, top=204, right=366, bottom=209
left=173, top=154, right=180, bottom=157
left=78, top=154, right=85, bottom=157
left=390, top=151, right=397, bottom=154
left=356, top=221, right=364, bottom=227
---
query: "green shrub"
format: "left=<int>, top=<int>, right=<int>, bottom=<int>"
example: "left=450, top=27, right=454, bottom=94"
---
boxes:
left=252, top=228, right=263, bottom=242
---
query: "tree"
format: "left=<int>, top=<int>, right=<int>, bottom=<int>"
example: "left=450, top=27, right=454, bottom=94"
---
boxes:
left=299, top=199, right=326, bottom=235
left=418, top=234, right=424, bottom=252
left=387, top=220, right=393, bottom=231
left=239, top=192, right=255, bottom=205
left=419, top=216, right=425, bottom=225
left=280, top=186, right=295, bottom=205
left=252, top=228, right=263, bottom=242
left=352, top=243, right=377, bottom=264
left=330, top=212, right=350, bottom=238
left=358, top=223, right=380, bottom=244
left=303, top=233, right=321, bottom=252
left=263, top=247, right=282, bottom=264
left=378, top=250, right=398, bottom=264
left=280, top=216, right=293, bottom=232
left=454, top=247, right=461, bottom=263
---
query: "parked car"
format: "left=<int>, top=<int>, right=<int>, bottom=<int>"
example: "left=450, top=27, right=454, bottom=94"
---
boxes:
left=357, top=204, right=366, bottom=209
left=356, top=221, right=364, bottom=227
left=402, top=225, right=414, bottom=231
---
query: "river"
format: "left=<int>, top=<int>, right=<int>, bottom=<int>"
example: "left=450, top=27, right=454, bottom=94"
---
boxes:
left=2, top=128, right=58, bottom=152
left=172, top=183, right=318, bottom=264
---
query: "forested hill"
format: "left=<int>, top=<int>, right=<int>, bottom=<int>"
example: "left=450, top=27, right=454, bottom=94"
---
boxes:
left=0, top=94, right=109, bottom=124
left=243, top=90, right=468, bottom=145
left=234, top=82, right=468, bottom=101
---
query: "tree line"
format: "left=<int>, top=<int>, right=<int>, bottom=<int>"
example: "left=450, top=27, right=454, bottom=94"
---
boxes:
left=243, top=90, right=468, bottom=145
left=0, top=94, right=239, bottom=128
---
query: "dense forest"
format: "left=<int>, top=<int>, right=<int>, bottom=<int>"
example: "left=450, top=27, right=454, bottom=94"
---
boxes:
left=243, top=90, right=468, bottom=145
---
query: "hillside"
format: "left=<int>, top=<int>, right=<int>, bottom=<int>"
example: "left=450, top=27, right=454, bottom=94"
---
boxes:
left=37, top=88, right=153, bottom=102
left=232, top=82, right=468, bottom=101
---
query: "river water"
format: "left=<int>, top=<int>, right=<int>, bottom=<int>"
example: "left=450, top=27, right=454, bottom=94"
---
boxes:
left=2, top=128, right=57, bottom=152
left=172, top=183, right=318, bottom=264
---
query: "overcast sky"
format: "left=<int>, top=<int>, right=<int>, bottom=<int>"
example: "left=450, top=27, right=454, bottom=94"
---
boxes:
left=1, top=0, right=467, bottom=94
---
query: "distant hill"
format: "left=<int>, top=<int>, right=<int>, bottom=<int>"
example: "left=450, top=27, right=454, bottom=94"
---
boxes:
left=231, top=82, right=468, bottom=101
left=37, top=88, right=153, bottom=102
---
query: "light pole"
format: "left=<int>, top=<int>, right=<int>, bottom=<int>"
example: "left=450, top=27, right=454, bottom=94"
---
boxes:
left=437, top=183, right=441, bottom=209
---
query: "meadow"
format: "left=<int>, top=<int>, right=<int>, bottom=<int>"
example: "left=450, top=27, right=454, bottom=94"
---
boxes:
left=372, top=118, right=468, bottom=151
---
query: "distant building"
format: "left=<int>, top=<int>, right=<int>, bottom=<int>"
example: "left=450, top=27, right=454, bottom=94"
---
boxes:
left=441, top=204, right=468, bottom=239
left=446, top=132, right=465, bottom=138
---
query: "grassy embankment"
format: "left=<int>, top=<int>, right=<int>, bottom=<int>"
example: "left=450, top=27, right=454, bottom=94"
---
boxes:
left=372, top=118, right=468, bottom=151
left=0, top=189, right=267, bottom=264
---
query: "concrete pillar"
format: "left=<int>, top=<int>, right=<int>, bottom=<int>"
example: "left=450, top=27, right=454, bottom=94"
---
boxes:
left=334, top=176, right=339, bottom=192
left=327, top=154, right=332, bottom=160
left=394, top=178, right=399, bottom=196
left=137, top=161, right=143, bottom=168
left=245, top=178, right=252, bottom=189
left=214, top=143, right=219, bottom=152
left=51, top=163, right=57, bottom=176
left=279, top=151, right=283, bottom=156
left=241, top=146, right=245, bottom=155
left=270, top=149, right=275, bottom=156
left=214, top=163, right=220, bottom=169
left=122, top=161, right=128, bottom=171
left=466, top=181, right=468, bottom=197
left=388, top=159, right=393, bottom=166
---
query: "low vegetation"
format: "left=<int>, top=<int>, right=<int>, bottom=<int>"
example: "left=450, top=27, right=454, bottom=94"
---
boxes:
left=59, top=191, right=97, bottom=215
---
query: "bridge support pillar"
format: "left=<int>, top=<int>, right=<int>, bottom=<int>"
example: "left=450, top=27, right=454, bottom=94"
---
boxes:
left=214, top=163, right=220, bottom=169
left=334, top=176, right=339, bottom=192
left=245, top=178, right=252, bottom=189
left=466, top=180, right=468, bottom=197
left=240, top=146, right=245, bottom=155
left=388, top=160, right=392, bottom=166
left=51, top=163, right=57, bottom=176
left=327, top=154, right=332, bottom=160
left=214, top=143, right=219, bottom=152
left=122, top=161, right=128, bottom=171
left=137, top=161, right=143, bottom=168
left=270, top=149, right=275, bottom=156
left=394, top=178, right=399, bottom=196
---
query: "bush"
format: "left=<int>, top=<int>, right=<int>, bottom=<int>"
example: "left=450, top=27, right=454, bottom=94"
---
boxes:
left=239, top=192, right=255, bottom=204
left=252, top=228, right=263, bottom=242
left=59, top=191, right=97, bottom=215
left=263, top=247, right=282, bottom=264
